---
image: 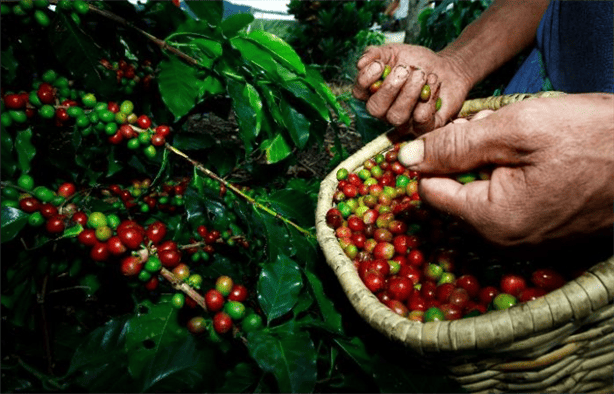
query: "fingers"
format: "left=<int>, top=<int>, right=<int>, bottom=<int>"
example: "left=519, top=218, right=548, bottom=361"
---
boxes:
left=365, top=65, right=411, bottom=119
left=356, top=46, right=386, bottom=69
left=412, top=76, right=440, bottom=134
left=418, top=176, right=526, bottom=246
left=353, top=61, right=385, bottom=101
left=386, top=67, right=426, bottom=126
left=398, top=111, right=526, bottom=174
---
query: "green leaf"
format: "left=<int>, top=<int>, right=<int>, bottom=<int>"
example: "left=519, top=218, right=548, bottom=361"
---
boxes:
left=279, top=101, right=310, bottom=149
left=227, top=79, right=262, bottom=155
left=305, top=67, right=351, bottom=126
left=247, top=330, right=316, bottom=393
left=141, top=336, right=213, bottom=393
left=1, top=132, right=17, bottom=178
left=266, top=189, right=314, bottom=226
left=202, top=74, right=225, bottom=96
left=257, top=254, right=303, bottom=321
left=15, top=128, right=36, bottom=173
left=61, top=224, right=83, bottom=239
left=246, top=30, right=306, bottom=76
left=221, top=13, right=255, bottom=37
left=217, top=362, right=260, bottom=393
left=257, top=210, right=291, bottom=263
left=346, top=97, right=389, bottom=143
left=105, top=148, right=123, bottom=178
left=172, top=132, right=215, bottom=151
left=283, top=80, right=331, bottom=122
left=158, top=57, right=200, bottom=120
left=50, top=13, right=110, bottom=96
left=230, top=37, right=296, bottom=81
left=186, top=0, right=223, bottom=27
left=303, top=260, right=344, bottom=334
left=192, top=38, right=223, bottom=68
left=67, top=318, right=129, bottom=376
left=262, top=133, right=292, bottom=164
left=1, top=47, right=18, bottom=84
left=66, top=318, right=136, bottom=392
left=209, top=144, right=238, bottom=176
left=1, top=207, right=28, bottom=243
left=125, top=300, right=189, bottom=379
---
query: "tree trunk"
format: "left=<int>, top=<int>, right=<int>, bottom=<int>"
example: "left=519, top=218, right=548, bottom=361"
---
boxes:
left=403, top=0, right=429, bottom=44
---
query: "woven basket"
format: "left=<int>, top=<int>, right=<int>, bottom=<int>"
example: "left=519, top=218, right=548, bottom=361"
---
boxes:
left=315, top=92, right=614, bottom=393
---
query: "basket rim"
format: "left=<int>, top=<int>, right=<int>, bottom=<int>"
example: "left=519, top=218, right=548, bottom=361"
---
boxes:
left=315, top=97, right=614, bottom=354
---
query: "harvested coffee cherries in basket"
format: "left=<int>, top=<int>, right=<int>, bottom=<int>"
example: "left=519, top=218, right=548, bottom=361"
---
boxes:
left=326, top=143, right=572, bottom=322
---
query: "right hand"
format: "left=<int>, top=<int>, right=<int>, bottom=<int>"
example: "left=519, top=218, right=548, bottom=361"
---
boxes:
left=352, top=44, right=472, bottom=135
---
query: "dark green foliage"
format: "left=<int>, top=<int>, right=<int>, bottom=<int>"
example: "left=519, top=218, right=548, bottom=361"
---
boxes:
left=287, top=0, right=386, bottom=81
left=0, top=1, right=463, bottom=393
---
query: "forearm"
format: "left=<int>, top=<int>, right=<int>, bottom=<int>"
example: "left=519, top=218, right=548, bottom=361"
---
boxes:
left=439, top=0, right=550, bottom=89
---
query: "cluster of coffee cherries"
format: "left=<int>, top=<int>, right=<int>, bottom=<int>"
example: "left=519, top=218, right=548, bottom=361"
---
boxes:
left=0, top=0, right=53, bottom=27
left=98, top=58, right=155, bottom=94
left=55, top=0, right=90, bottom=25
left=326, top=143, right=569, bottom=322
left=2, top=174, right=78, bottom=232
left=102, top=177, right=190, bottom=214
left=177, top=275, right=264, bottom=336
left=1, top=70, right=172, bottom=159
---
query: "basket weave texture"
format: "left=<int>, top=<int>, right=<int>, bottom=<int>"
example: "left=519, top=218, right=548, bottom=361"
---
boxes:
left=315, top=92, right=614, bottom=393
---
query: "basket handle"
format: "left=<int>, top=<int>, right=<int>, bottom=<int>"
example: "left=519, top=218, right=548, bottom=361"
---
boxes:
left=457, top=91, right=565, bottom=118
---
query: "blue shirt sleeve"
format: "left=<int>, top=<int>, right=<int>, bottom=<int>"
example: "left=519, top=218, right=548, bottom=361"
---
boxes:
left=504, top=1, right=614, bottom=95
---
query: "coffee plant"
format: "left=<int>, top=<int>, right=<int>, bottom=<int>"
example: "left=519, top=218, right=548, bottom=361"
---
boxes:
left=1, top=1, right=460, bottom=393
left=286, top=0, right=386, bottom=82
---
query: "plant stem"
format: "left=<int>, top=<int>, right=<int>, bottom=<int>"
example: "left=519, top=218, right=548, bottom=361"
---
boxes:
left=47, top=0, right=201, bottom=67
left=165, top=143, right=315, bottom=239
left=159, top=267, right=207, bottom=311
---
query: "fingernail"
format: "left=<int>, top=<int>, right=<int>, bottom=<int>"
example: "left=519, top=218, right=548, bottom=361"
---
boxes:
left=367, top=61, right=383, bottom=74
left=399, top=139, right=424, bottom=168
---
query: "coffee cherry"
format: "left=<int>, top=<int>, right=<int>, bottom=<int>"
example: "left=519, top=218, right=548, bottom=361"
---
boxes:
left=107, top=236, right=127, bottom=255
left=172, top=263, right=190, bottom=281
left=205, top=289, right=225, bottom=312
left=90, top=242, right=110, bottom=262
left=118, top=226, right=144, bottom=250
left=120, top=255, right=142, bottom=276
left=493, top=293, right=517, bottom=310
left=424, top=307, right=445, bottom=322
left=19, top=197, right=41, bottom=213
left=95, top=225, right=113, bottom=242
left=145, top=221, right=167, bottom=244
left=369, top=80, right=383, bottom=94
left=4, top=94, right=25, bottom=109
left=228, top=284, right=248, bottom=302
left=46, top=215, right=66, bottom=233
left=159, top=249, right=181, bottom=268
left=137, top=115, right=151, bottom=129
left=171, top=293, right=185, bottom=309
left=87, top=212, right=107, bottom=229
left=420, top=84, right=431, bottom=101
left=215, top=276, right=233, bottom=297
left=241, top=313, right=263, bottom=332
left=530, top=268, right=566, bottom=291
left=57, top=182, right=76, bottom=198
left=224, top=300, right=246, bottom=320
left=500, top=274, right=527, bottom=297
left=212, top=311, right=233, bottom=334
left=78, top=229, right=97, bottom=247
left=187, top=316, right=207, bottom=334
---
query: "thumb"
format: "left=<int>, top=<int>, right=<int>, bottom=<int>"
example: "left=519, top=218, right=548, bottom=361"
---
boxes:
left=398, top=112, right=523, bottom=173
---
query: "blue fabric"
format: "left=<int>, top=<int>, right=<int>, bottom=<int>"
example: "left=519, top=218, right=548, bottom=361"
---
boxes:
left=504, top=1, right=614, bottom=95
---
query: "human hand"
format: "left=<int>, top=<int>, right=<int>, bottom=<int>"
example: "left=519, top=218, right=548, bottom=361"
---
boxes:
left=397, top=94, right=614, bottom=246
left=353, top=44, right=472, bottom=135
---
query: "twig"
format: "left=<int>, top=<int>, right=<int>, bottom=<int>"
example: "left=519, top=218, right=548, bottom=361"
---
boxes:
left=165, top=143, right=315, bottom=239
left=159, top=267, right=207, bottom=311
left=47, top=0, right=201, bottom=66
